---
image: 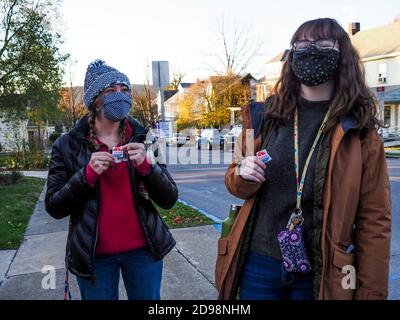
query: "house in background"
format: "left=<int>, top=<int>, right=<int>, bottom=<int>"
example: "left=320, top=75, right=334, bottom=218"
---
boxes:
left=156, top=89, right=178, bottom=122
left=256, top=50, right=290, bottom=102
left=351, top=17, right=400, bottom=131
left=163, top=83, right=194, bottom=122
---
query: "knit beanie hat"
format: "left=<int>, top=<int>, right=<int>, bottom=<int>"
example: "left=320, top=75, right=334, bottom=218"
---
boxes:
left=83, top=59, right=131, bottom=109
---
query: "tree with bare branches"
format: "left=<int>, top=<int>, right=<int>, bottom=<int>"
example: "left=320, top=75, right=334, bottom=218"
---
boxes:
left=205, top=16, right=262, bottom=76
left=58, top=61, right=86, bottom=129
left=131, top=71, right=157, bottom=128
left=167, top=72, right=185, bottom=90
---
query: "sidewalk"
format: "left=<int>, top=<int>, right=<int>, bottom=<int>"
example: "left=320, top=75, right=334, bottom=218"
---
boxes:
left=0, top=183, right=219, bottom=300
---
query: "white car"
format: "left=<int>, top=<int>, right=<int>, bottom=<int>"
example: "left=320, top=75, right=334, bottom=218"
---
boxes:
left=222, top=125, right=243, bottom=151
left=167, top=133, right=191, bottom=147
left=196, top=128, right=222, bottom=150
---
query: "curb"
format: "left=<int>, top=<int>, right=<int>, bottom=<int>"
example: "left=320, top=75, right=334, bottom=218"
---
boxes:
left=177, top=199, right=223, bottom=234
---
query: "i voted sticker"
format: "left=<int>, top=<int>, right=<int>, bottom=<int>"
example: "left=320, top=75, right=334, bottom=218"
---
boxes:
left=112, top=147, right=124, bottom=163
left=256, top=149, right=272, bottom=164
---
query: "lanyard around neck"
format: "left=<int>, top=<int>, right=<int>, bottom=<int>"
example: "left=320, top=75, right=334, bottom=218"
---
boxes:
left=294, top=107, right=330, bottom=210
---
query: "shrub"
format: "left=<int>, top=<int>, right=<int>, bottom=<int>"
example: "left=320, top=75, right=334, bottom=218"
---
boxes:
left=0, top=171, right=23, bottom=186
left=1, top=149, right=50, bottom=170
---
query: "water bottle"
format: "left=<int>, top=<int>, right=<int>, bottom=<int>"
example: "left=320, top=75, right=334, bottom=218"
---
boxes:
left=221, top=204, right=242, bottom=238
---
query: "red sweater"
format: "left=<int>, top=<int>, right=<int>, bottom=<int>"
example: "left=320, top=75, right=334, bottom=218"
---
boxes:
left=85, top=120, right=150, bottom=255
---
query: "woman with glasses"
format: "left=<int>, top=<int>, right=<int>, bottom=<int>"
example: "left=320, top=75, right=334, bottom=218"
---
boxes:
left=218, top=18, right=391, bottom=300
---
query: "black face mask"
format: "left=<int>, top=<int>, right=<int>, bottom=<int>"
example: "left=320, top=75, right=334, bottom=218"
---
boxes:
left=292, top=47, right=340, bottom=87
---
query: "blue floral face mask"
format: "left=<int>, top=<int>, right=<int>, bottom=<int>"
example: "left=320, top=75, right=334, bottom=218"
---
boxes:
left=102, top=92, right=131, bottom=122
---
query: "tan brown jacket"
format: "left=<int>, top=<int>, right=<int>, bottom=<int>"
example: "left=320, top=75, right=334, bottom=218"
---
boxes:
left=216, top=102, right=392, bottom=300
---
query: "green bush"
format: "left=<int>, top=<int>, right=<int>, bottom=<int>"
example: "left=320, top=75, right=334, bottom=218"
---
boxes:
left=0, top=171, right=23, bottom=186
left=21, top=149, right=50, bottom=169
left=1, top=149, right=50, bottom=170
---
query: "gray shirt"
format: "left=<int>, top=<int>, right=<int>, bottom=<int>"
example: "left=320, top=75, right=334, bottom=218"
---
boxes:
left=250, top=96, right=331, bottom=260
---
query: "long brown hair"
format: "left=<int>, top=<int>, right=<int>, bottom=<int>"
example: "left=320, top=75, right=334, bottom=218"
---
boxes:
left=87, top=94, right=126, bottom=150
left=266, top=18, right=383, bottom=132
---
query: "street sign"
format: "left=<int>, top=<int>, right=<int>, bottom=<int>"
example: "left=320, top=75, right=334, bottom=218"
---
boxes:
left=152, top=61, right=170, bottom=122
left=159, top=121, right=172, bottom=138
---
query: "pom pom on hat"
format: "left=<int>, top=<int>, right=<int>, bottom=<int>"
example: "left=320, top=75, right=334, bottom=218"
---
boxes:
left=83, top=59, right=131, bottom=109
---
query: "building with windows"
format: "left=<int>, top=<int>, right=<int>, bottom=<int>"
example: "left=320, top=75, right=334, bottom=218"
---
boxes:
left=351, top=17, right=400, bottom=131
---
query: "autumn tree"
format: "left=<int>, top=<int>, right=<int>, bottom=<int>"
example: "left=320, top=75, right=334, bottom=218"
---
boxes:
left=201, top=74, right=250, bottom=128
left=176, top=76, right=250, bottom=129
left=176, top=80, right=207, bottom=130
left=58, top=86, right=86, bottom=130
left=131, top=75, right=157, bottom=128
left=57, top=60, right=87, bottom=129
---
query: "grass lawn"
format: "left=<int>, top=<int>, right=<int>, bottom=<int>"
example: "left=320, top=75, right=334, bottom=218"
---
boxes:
left=156, top=201, right=215, bottom=229
left=0, top=176, right=45, bottom=249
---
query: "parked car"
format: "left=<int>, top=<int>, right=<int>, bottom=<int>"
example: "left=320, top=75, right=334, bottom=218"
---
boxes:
left=196, top=128, right=222, bottom=150
left=166, top=133, right=191, bottom=147
left=222, top=125, right=243, bottom=151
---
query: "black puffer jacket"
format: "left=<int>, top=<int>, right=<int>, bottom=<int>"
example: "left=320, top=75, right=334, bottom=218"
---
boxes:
left=45, top=115, right=178, bottom=281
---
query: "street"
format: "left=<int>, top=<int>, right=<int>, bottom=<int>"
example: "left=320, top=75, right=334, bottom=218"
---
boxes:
left=167, top=147, right=400, bottom=299
left=167, top=147, right=239, bottom=221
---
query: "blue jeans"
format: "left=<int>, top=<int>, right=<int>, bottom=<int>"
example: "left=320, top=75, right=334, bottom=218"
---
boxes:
left=76, top=248, right=163, bottom=300
left=239, top=252, right=314, bottom=300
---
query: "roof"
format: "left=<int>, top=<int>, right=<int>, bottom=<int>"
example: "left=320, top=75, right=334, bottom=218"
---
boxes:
left=351, top=21, right=400, bottom=59
left=266, top=49, right=290, bottom=64
left=209, top=73, right=255, bottom=83
left=384, top=86, right=400, bottom=103
left=240, top=73, right=257, bottom=82
left=179, top=82, right=194, bottom=88
left=163, top=89, right=178, bottom=101
left=257, top=76, right=266, bottom=82
left=164, top=92, right=180, bottom=105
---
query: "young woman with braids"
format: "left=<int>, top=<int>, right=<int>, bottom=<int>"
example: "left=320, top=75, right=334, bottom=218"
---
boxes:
left=218, top=18, right=391, bottom=300
left=45, top=60, right=178, bottom=300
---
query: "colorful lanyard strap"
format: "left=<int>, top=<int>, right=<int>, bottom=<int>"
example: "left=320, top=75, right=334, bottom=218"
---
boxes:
left=294, top=106, right=330, bottom=212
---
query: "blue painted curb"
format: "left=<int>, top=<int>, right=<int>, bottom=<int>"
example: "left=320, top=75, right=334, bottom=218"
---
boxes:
left=177, top=199, right=223, bottom=233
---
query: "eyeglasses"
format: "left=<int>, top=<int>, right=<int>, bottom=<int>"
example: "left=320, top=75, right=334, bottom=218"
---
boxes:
left=292, top=39, right=337, bottom=53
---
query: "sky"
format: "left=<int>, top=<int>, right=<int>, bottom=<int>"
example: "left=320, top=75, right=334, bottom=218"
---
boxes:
left=60, top=0, right=400, bottom=86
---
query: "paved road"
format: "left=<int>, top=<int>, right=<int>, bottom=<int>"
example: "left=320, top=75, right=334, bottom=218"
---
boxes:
left=166, top=147, right=241, bottom=221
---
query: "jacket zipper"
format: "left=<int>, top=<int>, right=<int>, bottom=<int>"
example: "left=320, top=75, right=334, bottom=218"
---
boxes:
left=127, top=134, right=157, bottom=257
left=87, top=128, right=153, bottom=280
left=85, top=141, right=99, bottom=283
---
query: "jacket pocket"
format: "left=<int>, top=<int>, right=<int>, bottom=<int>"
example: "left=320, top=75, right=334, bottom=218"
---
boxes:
left=330, top=247, right=356, bottom=300
left=215, top=237, right=230, bottom=290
